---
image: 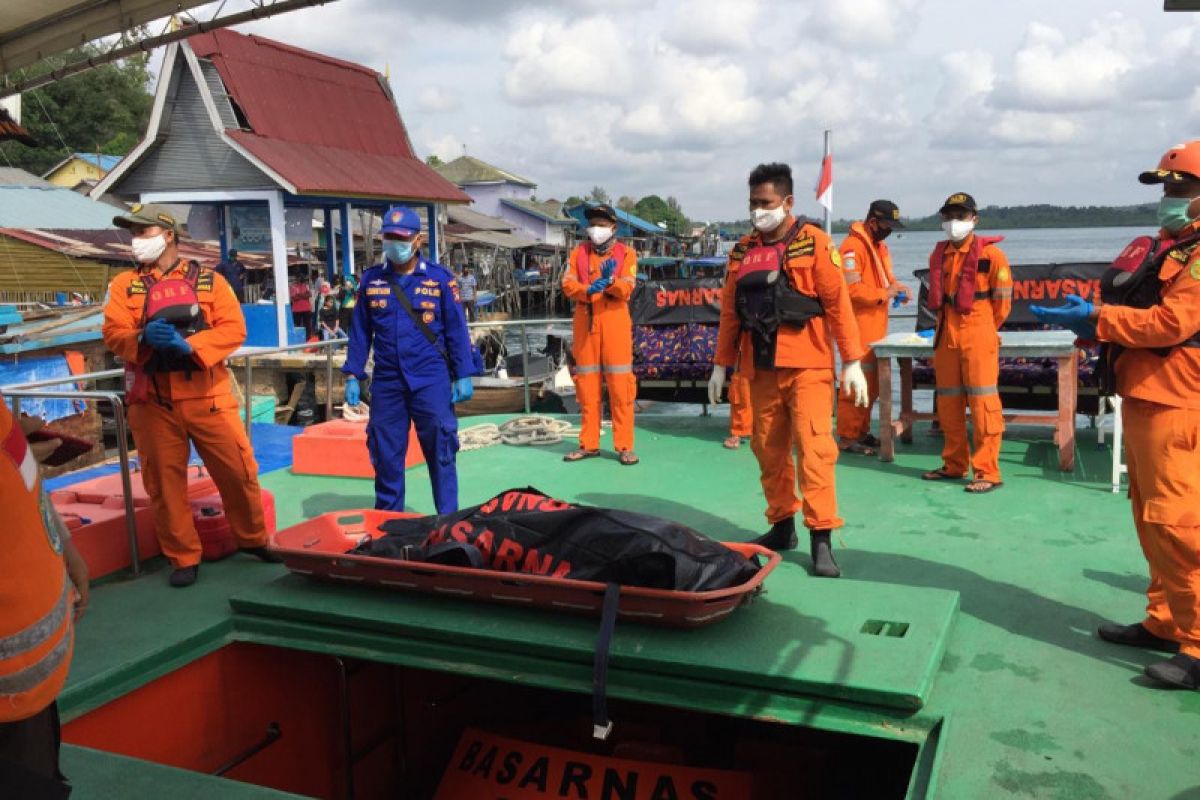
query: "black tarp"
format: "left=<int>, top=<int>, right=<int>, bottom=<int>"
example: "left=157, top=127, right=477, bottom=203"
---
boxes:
left=629, top=277, right=723, bottom=326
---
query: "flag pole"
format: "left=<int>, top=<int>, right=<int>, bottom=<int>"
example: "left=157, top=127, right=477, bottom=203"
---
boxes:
left=823, top=129, right=832, bottom=234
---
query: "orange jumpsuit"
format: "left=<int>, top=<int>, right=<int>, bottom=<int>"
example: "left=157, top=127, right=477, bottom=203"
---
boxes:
left=103, top=261, right=267, bottom=569
left=836, top=221, right=898, bottom=442
left=930, top=236, right=1012, bottom=482
left=0, top=400, right=74, bottom=722
left=562, top=242, right=639, bottom=452
left=728, top=372, right=753, bottom=438
left=1097, top=228, right=1200, bottom=658
left=715, top=218, right=865, bottom=529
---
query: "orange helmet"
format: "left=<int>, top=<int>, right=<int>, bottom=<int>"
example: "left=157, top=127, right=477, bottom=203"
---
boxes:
left=1139, top=140, right=1200, bottom=184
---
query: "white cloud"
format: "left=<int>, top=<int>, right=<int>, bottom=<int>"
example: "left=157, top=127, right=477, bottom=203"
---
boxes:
left=425, top=133, right=467, bottom=163
left=502, top=16, right=633, bottom=105
left=998, top=17, right=1136, bottom=112
left=660, top=0, right=763, bottom=53
left=416, top=87, right=461, bottom=113
left=806, top=0, right=922, bottom=48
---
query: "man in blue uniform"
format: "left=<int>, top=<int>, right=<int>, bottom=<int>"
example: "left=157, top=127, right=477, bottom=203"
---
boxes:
left=343, top=206, right=476, bottom=514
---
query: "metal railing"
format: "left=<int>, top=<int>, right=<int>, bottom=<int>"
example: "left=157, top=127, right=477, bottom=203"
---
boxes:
left=0, top=316, right=572, bottom=576
left=3, top=385, right=142, bottom=575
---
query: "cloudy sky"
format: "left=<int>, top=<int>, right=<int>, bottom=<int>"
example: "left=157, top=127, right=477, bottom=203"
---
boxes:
left=222, top=0, right=1196, bottom=222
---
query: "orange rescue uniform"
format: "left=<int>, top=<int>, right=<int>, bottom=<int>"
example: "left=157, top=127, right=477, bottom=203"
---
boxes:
left=102, top=261, right=267, bottom=568
left=1097, top=227, right=1200, bottom=658
left=929, top=235, right=1012, bottom=482
left=836, top=221, right=898, bottom=441
left=0, top=401, right=74, bottom=722
left=562, top=242, right=639, bottom=453
left=728, top=372, right=753, bottom=438
left=715, top=218, right=865, bottom=529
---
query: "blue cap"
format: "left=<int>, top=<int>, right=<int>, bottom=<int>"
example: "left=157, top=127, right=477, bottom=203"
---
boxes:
left=381, top=205, right=421, bottom=236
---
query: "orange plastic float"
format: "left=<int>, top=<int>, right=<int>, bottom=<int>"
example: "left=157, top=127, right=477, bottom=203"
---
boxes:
left=291, top=419, right=424, bottom=479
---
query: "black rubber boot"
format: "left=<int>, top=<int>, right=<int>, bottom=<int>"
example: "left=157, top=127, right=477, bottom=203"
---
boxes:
left=241, top=546, right=284, bottom=564
left=1144, top=653, right=1200, bottom=690
left=751, top=517, right=798, bottom=551
left=1097, top=622, right=1179, bottom=652
left=810, top=530, right=841, bottom=578
left=169, top=565, right=198, bottom=588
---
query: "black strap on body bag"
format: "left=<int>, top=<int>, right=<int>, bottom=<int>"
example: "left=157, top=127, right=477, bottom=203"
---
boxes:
left=387, top=278, right=455, bottom=378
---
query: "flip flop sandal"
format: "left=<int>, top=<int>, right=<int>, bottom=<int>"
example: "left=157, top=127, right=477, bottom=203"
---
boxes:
left=922, top=468, right=963, bottom=481
left=723, top=436, right=743, bottom=449
left=964, top=480, right=1003, bottom=494
left=563, top=448, right=601, bottom=462
left=839, top=441, right=876, bottom=456
left=619, top=451, right=640, bottom=466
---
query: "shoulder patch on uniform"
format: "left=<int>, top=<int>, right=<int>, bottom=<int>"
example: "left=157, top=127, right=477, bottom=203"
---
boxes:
left=1169, top=240, right=1200, bottom=264
left=787, top=235, right=816, bottom=258
left=829, top=249, right=842, bottom=268
left=127, top=280, right=146, bottom=296
left=997, top=266, right=1010, bottom=282
left=1190, top=260, right=1200, bottom=281
left=421, top=279, right=439, bottom=287
left=195, top=270, right=214, bottom=292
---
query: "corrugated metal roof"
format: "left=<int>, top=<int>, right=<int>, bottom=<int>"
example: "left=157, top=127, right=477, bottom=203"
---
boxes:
left=566, top=202, right=667, bottom=236
left=501, top=198, right=575, bottom=225
left=186, top=29, right=470, bottom=204
left=0, top=187, right=125, bottom=229
left=435, top=156, right=536, bottom=188
left=452, top=229, right=538, bottom=250
left=0, top=228, right=304, bottom=269
left=446, top=205, right=515, bottom=232
left=0, top=167, right=49, bottom=187
left=73, top=153, right=122, bottom=171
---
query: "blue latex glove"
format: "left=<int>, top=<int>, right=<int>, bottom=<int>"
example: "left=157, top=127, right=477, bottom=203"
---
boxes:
left=143, top=319, right=192, bottom=354
left=1030, top=294, right=1097, bottom=339
left=917, top=327, right=935, bottom=339
left=892, top=290, right=908, bottom=309
left=451, top=376, right=474, bottom=404
left=344, top=376, right=360, bottom=406
left=586, top=277, right=611, bottom=296
left=600, top=258, right=617, bottom=280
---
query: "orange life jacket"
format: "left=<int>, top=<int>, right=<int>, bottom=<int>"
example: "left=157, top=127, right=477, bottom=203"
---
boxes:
left=0, top=402, right=73, bottom=722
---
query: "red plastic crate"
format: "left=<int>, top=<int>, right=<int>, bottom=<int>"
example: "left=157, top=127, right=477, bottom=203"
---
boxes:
left=291, top=420, right=424, bottom=479
left=270, top=510, right=780, bottom=629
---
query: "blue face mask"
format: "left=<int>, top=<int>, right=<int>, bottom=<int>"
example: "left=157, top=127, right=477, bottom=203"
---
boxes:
left=384, top=240, right=415, bottom=265
left=1157, top=197, right=1194, bottom=235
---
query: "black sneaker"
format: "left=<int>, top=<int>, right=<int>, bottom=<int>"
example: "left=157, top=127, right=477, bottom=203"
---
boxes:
left=1144, top=654, right=1200, bottom=690
left=1097, top=622, right=1179, bottom=652
left=169, top=566, right=198, bottom=587
left=241, top=546, right=284, bottom=564
left=751, top=518, right=798, bottom=551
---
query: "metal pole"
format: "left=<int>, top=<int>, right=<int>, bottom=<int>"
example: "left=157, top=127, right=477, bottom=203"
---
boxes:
left=244, top=356, right=254, bottom=441
left=111, top=397, right=141, bottom=576
left=325, top=342, right=335, bottom=421
left=520, top=322, right=531, bottom=414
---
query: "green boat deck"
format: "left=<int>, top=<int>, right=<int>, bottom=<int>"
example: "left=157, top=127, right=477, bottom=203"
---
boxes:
left=61, top=413, right=1200, bottom=798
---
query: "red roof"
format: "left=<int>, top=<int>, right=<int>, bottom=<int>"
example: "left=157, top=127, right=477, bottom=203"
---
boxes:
left=188, top=29, right=469, bottom=204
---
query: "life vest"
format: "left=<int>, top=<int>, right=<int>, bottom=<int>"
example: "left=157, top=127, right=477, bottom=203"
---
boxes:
left=573, top=241, right=631, bottom=285
left=730, top=221, right=825, bottom=368
left=0, top=406, right=73, bottom=723
left=1097, top=233, right=1200, bottom=393
left=926, top=235, right=1005, bottom=315
left=140, top=260, right=212, bottom=376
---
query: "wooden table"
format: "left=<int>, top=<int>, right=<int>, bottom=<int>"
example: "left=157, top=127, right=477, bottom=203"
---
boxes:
left=872, top=330, right=1080, bottom=472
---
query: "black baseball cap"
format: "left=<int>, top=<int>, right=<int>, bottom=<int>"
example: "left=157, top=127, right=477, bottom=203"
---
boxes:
left=867, top=199, right=905, bottom=228
left=584, top=203, right=619, bottom=223
left=938, top=192, right=977, bottom=214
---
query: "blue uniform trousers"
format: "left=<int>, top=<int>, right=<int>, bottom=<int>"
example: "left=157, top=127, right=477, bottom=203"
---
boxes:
left=367, top=377, right=459, bottom=514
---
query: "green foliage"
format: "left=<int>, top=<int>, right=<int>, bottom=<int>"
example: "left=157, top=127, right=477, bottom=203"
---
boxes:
left=564, top=195, right=584, bottom=207
left=616, top=195, right=636, bottom=212
left=425, top=154, right=445, bottom=167
left=0, top=45, right=152, bottom=176
left=587, top=185, right=610, bottom=204
left=634, top=194, right=690, bottom=234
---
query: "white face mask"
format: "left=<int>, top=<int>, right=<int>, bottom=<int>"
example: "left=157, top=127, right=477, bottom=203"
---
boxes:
left=752, top=204, right=787, bottom=232
left=942, top=219, right=975, bottom=243
left=131, top=233, right=168, bottom=263
left=587, top=225, right=614, bottom=246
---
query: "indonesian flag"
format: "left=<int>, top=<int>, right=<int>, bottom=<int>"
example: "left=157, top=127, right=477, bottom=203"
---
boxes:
left=815, top=148, right=832, bottom=212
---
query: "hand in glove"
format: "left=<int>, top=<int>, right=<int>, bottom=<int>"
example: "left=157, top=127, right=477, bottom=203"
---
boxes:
left=1030, top=294, right=1097, bottom=340
left=842, top=360, right=869, bottom=408
left=587, top=277, right=612, bottom=296
left=451, top=376, right=474, bottom=404
left=143, top=319, right=192, bottom=355
left=707, top=365, right=727, bottom=406
left=344, top=375, right=360, bottom=406
left=601, top=258, right=617, bottom=280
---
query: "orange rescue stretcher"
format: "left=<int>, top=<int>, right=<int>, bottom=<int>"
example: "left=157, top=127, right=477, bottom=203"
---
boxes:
left=270, top=509, right=780, bottom=630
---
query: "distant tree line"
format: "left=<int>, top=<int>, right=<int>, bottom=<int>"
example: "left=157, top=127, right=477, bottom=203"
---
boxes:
left=564, top=187, right=692, bottom=235
left=713, top=203, right=1159, bottom=236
